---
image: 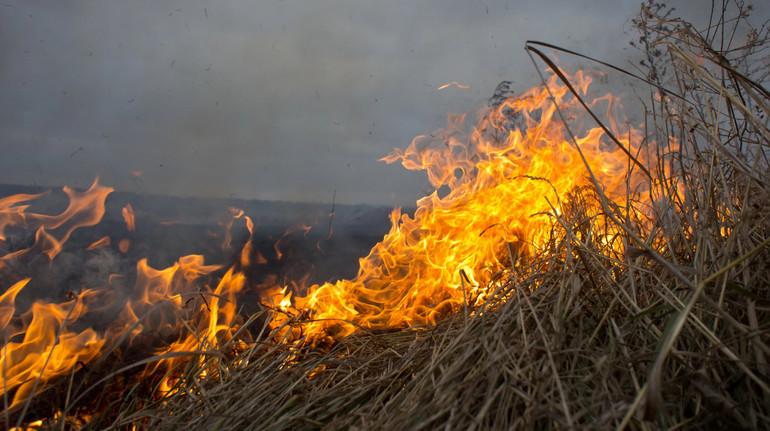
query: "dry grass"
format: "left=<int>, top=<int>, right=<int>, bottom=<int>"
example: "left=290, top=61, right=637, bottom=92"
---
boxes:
left=11, top=2, right=770, bottom=430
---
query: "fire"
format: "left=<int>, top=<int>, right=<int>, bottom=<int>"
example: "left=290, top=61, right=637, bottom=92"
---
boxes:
left=86, top=236, right=111, bottom=250
left=275, top=70, right=653, bottom=341
left=437, top=81, right=471, bottom=91
left=122, top=203, right=135, bottom=232
left=0, top=67, right=659, bottom=426
left=118, top=238, right=131, bottom=254
left=1, top=179, right=117, bottom=412
left=0, top=179, right=232, bottom=415
left=0, top=179, right=113, bottom=269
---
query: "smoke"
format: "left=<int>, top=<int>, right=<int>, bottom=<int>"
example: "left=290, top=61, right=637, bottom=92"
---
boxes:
left=0, top=0, right=729, bottom=205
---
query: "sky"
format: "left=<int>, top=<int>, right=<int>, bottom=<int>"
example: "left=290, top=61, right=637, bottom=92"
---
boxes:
left=0, top=0, right=736, bottom=206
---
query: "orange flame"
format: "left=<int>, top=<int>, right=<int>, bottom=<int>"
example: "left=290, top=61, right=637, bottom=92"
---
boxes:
left=220, top=207, right=245, bottom=252
left=0, top=280, right=28, bottom=331
left=1, top=287, right=107, bottom=407
left=29, top=178, right=113, bottom=245
left=122, top=203, right=135, bottom=232
left=86, top=236, right=111, bottom=250
left=0, top=177, right=245, bottom=416
left=0, top=179, right=113, bottom=270
left=0, top=181, right=115, bottom=409
left=0, top=68, right=663, bottom=426
left=272, top=70, right=654, bottom=341
left=0, top=191, right=48, bottom=241
left=118, top=238, right=131, bottom=254
left=437, top=81, right=471, bottom=90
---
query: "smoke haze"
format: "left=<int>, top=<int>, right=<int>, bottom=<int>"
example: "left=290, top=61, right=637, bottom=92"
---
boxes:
left=0, top=0, right=728, bottom=205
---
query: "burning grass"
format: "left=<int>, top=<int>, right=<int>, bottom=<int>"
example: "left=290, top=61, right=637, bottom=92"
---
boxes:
left=3, top=2, right=770, bottom=429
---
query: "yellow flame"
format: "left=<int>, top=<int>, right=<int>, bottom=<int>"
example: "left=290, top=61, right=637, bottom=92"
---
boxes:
left=437, top=81, right=471, bottom=90
left=0, top=68, right=667, bottom=425
left=271, top=70, right=656, bottom=341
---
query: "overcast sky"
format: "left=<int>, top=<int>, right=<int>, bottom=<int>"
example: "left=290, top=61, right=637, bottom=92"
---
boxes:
left=0, top=1, right=728, bottom=206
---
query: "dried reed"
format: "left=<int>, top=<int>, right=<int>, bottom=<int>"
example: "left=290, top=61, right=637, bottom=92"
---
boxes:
left=14, top=2, right=770, bottom=430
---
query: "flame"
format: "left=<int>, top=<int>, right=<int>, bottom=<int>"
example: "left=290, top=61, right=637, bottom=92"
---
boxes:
left=220, top=207, right=245, bottom=252
left=274, top=70, right=653, bottom=341
left=86, top=236, right=111, bottom=250
left=0, top=191, right=48, bottom=241
left=1, top=287, right=107, bottom=407
left=28, top=178, right=113, bottom=245
left=274, top=224, right=312, bottom=262
left=122, top=203, right=135, bottom=232
left=0, top=179, right=230, bottom=413
left=437, top=81, right=471, bottom=91
left=0, top=181, right=114, bottom=409
left=119, top=238, right=131, bottom=254
left=0, top=67, right=662, bottom=426
left=0, top=280, right=28, bottom=331
left=0, top=179, right=112, bottom=269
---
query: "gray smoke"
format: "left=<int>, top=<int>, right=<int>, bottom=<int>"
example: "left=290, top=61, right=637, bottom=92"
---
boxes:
left=0, top=0, right=727, bottom=205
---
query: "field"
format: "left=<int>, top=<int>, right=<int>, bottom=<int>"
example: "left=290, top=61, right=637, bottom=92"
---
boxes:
left=2, top=3, right=769, bottom=429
